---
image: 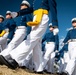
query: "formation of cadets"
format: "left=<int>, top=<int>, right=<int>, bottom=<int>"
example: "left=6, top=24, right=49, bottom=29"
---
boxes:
left=0, top=0, right=76, bottom=75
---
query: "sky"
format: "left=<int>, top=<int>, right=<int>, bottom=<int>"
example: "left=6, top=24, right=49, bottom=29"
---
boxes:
left=0, top=0, right=76, bottom=47
left=56, top=0, right=76, bottom=38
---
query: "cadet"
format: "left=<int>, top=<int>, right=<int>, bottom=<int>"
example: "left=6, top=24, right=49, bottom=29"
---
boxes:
left=0, top=11, right=16, bottom=52
left=0, top=0, right=32, bottom=56
left=0, top=11, right=16, bottom=55
left=58, top=18, right=76, bottom=75
left=0, top=0, right=58, bottom=73
left=0, top=15, right=8, bottom=51
left=42, top=23, right=59, bottom=74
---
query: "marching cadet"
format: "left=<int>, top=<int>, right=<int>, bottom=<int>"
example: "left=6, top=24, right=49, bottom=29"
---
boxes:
left=0, top=15, right=8, bottom=52
left=4, top=11, right=16, bottom=44
left=0, top=13, right=15, bottom=51
left=0, top=0, right=58, bottom=74
left=42, top=23, right=59, bottom=74
left=0, top=11, right=16, bottom=54
left=0, top=0, right=32, bottom=56
left=56, top=18, right=76, bottom=75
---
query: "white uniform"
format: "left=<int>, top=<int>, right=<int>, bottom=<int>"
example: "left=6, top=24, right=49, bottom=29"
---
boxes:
left=42, top=28, right=59, bottom=73
left=0, top=33, right=9, bottom=52
left=65, top=42, right=76, bottom=75
left=0, top=27, right=26, bottom=56
left=0, top=15, right=8, bottom=52
left=46, top=52, right=55, bottom=73
left=62, top=52, right=70, bottom=73
left=43, top=42, right=55, bottom=72
left=0, top=6, right=32, bottom=56
left=9, top=14, right=49, bottom=72
left=1, top=0, right=58, bottom=72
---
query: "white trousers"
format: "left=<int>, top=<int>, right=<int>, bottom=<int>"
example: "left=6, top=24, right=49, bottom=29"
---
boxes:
left=57, top=58, right=64, bottom=73
left=72, top=64, right=76, bottom=75
left=46, top=52, right=55, bottom=73
left=65, top=42, right=76, bottom=75
left=57, top=52, right=70, bottom=73
left=19, top=50, right=33, bottom=69
left=43, top=42, right=55, bottom=70
left=10, top=14, right=49, bottom=72
left=0, top=28, right=26, bottom=56
left=0, top=33, right=9, bottom=52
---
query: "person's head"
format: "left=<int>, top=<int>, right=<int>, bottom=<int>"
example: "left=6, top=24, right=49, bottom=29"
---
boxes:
left=49, top=23, right=54, bottom=31
left=6, top=11, right=12, bottom=19
left=20, top=0, right=30, bottom=10
left=71, top=18, right=76, bottom=28
left=0, top=15, right=4, bottom=23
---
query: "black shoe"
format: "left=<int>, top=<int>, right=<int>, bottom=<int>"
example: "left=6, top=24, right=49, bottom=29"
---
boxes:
left=46, top=72, right=52, bottom=74
left=56, top=72, right=61, bottom=75
left=34, top=71, right=44, bottom=74
left=61, top=72, right=68, bottom=75
left=21, top=66, right=35, bottom=73
left=0, top=55, right=19, bottom=69
left=44, top=70, right=53, bottom=74
left=43, top=70, right=52, bottom=74
left=19, top=66, right=26, bottom=69
left=0, top=61, right=3, bottom=65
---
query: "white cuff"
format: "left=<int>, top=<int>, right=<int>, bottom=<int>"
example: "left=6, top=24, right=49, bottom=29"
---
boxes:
left=53, top=28, right=59, bottom=35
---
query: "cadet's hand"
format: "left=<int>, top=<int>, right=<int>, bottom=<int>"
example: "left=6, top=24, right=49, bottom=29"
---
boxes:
left=11, top=12, right=18, bottom=18
left=55, top=50, right=58, bottom=53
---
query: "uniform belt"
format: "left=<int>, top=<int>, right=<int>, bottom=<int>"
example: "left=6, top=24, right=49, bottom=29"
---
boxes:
left=16, top=26, right=26, bottom=29
left=42, top=9, right=48, bottom=15
left=46, top=42, right=54, bottom=44
left=33, top=9, right=48, bottom=15
left=70, top=39, right=76, bottom=42
left=47, top=42, right=50, bottom=44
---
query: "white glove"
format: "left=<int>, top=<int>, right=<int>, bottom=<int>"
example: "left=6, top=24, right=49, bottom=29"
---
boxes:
left=11, top=12, right=18, bottom=18
left=53, top=28, right=59, bottom=35
left=3, top=32, right=9, bottom=38
left=5, top=28, right=9, bottom=32
left=55, top=50, right=59, bottom=53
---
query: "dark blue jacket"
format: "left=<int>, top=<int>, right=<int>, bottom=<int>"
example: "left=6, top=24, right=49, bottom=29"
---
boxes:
left=0, top=22, right=4, bottom=33
left=14, top=14, right=33, bottom=27
left=14, top=13, right=32, bottom=40
left=42, top=31, right=59, bottom=50
left=3, top=19, right=16, bottom=41
left=18, top=0, right=58, bottom=27
left=63, top=28, right=76, bottom=43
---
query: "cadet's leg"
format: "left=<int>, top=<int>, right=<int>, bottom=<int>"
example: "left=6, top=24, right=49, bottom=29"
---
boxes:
left=0, top=14, right=49, bottom=69
left=10, top=14, right=49, bottom=66
left=33, top=39, right=43, bottom=72
left=47, top=52, right=55, bottom=73
left=0, top=28, right=26, bottom=56
left=43, top=42, right=55, bottom=69
left=0, top=37, right=7, bottom=52
left=65, top=42, right=76, bottom=75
